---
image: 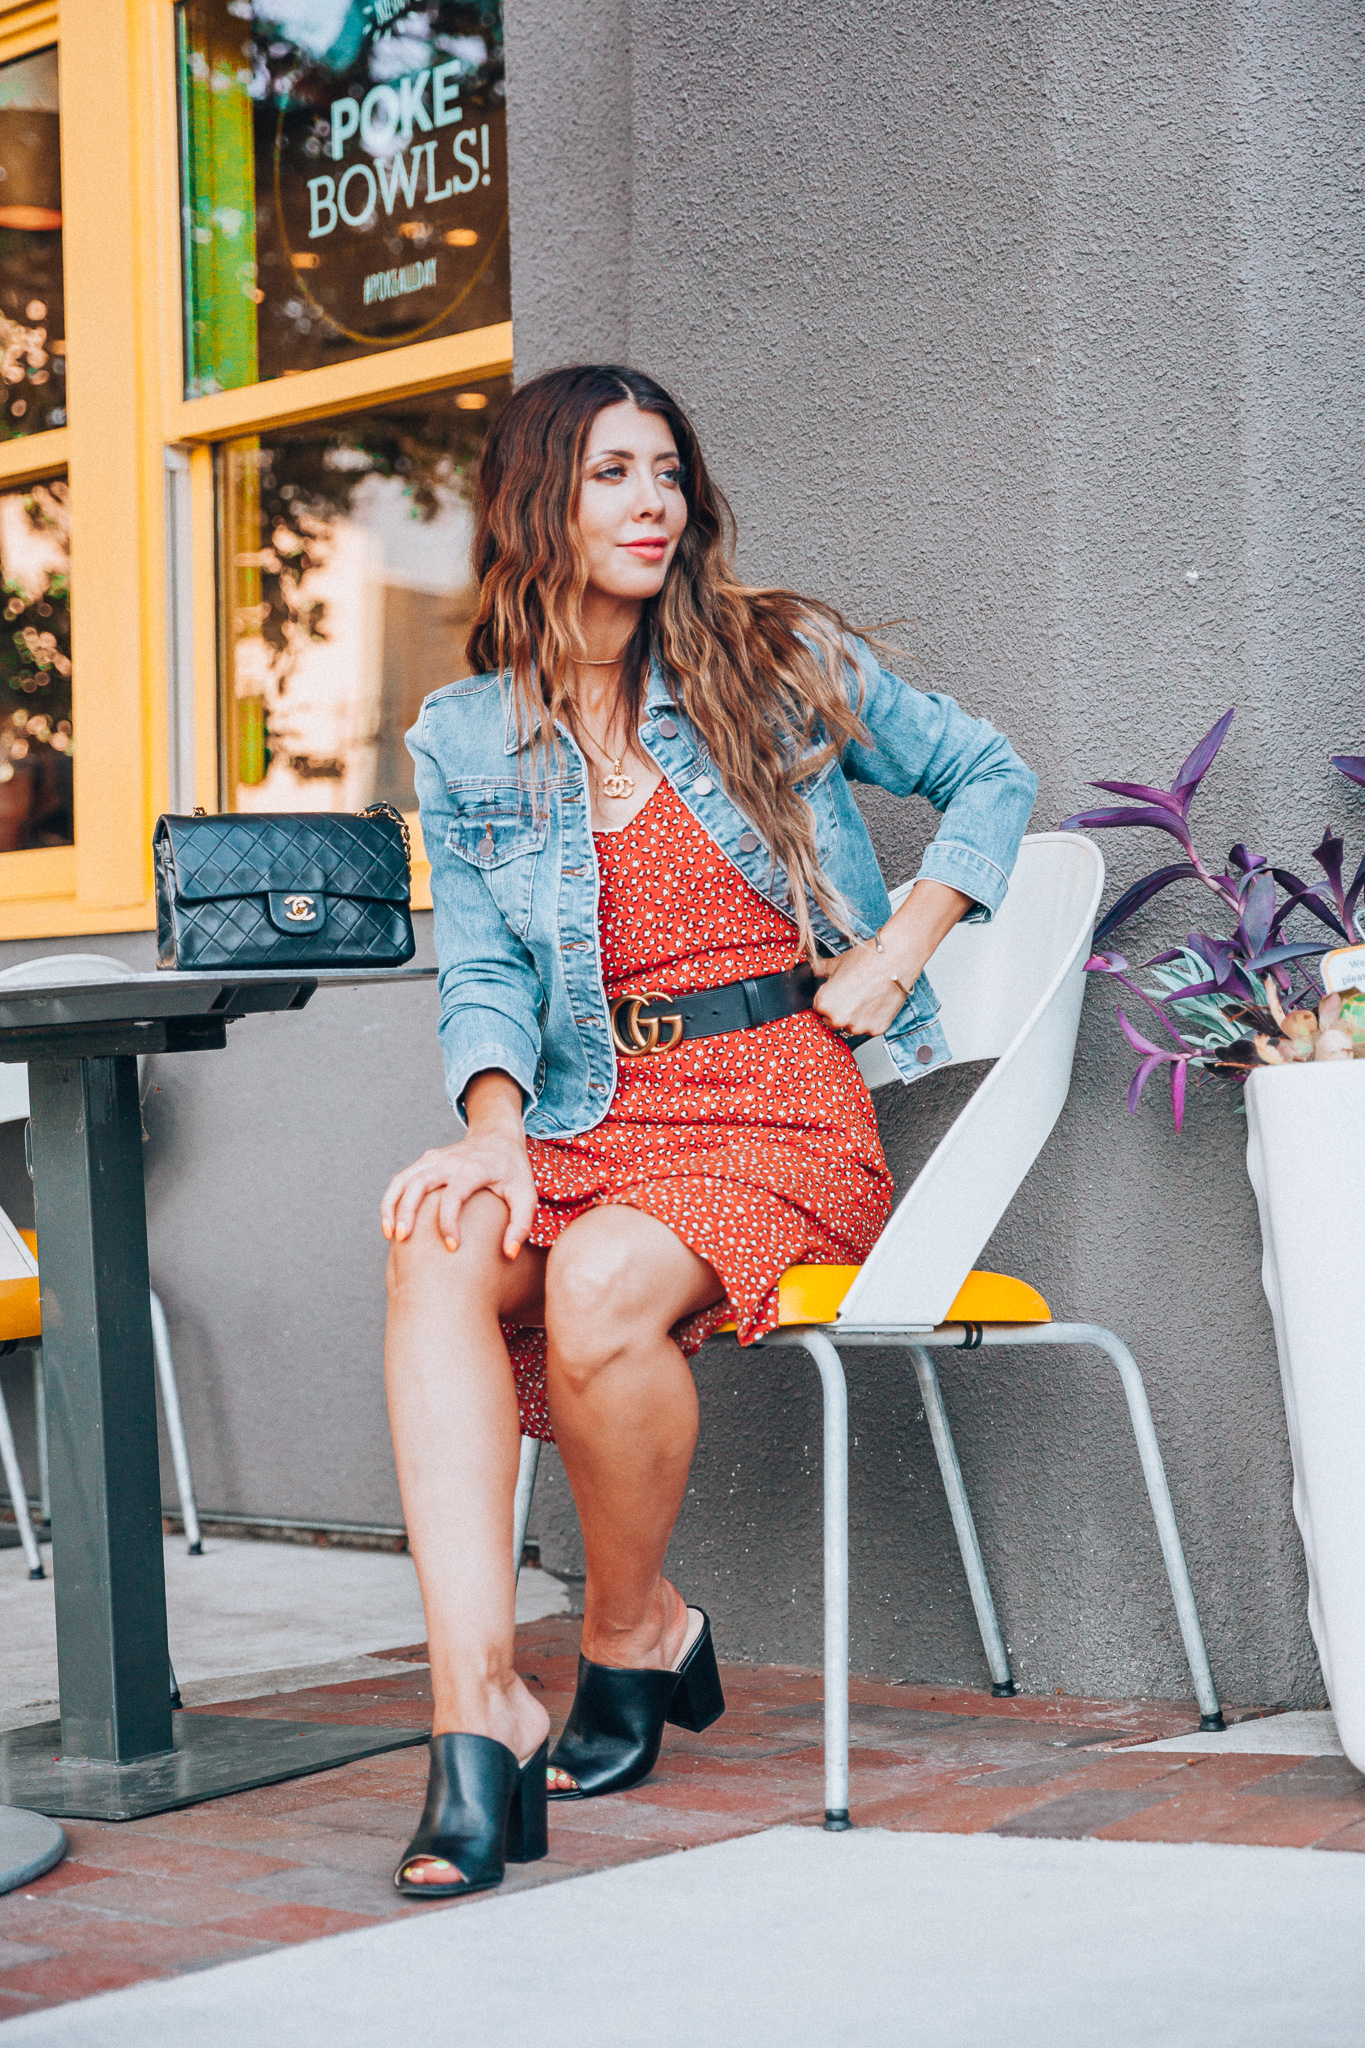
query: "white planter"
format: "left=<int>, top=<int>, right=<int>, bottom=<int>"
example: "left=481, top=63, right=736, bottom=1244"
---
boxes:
left=1244, top=1062, right=1365, bottom=1766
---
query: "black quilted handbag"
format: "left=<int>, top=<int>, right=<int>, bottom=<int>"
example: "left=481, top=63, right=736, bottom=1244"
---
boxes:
left=153, top=803, right=416, bottom=972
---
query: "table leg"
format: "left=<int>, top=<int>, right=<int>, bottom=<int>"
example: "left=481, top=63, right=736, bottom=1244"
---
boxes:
left=0, top=1051, right=426, bottom=1821
left=30, top=1053, right=173, bottom=1763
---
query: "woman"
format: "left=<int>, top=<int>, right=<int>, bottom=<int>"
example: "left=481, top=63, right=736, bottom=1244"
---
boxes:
left=382, top=365, right=1036, bottom=1897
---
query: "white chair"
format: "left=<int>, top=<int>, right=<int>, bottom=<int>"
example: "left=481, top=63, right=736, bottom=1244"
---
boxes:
left=512, top=832, right=1224, bottom=1825
left=0, top=953, right=202, bottom=1578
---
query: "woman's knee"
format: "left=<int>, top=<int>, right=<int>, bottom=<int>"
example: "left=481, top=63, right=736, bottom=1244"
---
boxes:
left=385, top=1191, right=508, bottom=1315
left=544, top=1236, right=655, bottom=1390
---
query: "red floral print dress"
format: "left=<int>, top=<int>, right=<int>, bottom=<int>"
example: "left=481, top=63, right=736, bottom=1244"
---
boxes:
left=503, top=776, right=894, bottom=1439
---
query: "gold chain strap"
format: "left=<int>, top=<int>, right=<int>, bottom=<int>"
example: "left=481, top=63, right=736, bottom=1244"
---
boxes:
left=359, top=800, right=411, bottom=864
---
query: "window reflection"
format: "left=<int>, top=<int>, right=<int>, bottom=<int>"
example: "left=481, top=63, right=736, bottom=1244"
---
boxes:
left=0, top=478, right=71, bottom=850
left=0, top=47, right=65, bottom=439
left=178, top=2, right=508, bottom=398
left=218, top=378, right=505, bottom=816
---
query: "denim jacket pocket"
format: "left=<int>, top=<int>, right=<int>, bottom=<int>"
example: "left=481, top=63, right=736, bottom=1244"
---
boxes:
left=446, top=779, right=548, bottom=936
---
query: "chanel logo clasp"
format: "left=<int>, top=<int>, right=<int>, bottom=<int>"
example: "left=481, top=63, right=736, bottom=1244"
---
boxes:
left=283, top=894, right=317, bottom=922
left=610, top=989, right=684, bottom=1056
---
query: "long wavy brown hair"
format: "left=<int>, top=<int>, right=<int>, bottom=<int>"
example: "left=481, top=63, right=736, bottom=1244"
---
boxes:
left=466, top=364, right=868, bottom=953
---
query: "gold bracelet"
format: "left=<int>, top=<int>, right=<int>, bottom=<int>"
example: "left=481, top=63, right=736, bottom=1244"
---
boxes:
left=890, top=974, right=913, bottom=1003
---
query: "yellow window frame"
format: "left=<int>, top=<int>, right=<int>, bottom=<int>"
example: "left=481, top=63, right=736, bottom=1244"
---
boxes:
left=0, top=0, right=512, bottom=938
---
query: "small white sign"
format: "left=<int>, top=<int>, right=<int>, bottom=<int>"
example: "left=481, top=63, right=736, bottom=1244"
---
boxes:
left=1322, top=944, right=1365, bottom=995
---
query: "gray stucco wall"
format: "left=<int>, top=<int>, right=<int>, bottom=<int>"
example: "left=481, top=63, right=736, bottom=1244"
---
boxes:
left=503, top=0, right=1363, bottom=1705
left=2, top=0, right=1358, bottom=1711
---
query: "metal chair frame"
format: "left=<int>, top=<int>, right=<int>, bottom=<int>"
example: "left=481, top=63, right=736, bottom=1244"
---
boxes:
left=777, top=1318, right=1223, bottom=1828
left=0, top=1289, right=201, bottom=1580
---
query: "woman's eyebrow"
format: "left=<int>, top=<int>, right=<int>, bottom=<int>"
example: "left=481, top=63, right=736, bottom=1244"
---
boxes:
left=586, top=446, right=680, bottom=463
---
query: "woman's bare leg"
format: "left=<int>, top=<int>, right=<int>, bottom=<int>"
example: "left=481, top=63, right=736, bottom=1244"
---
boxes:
left=385, top=1189, right=549, bottom=1787
left=544, top=1205, right=724, bottom=1699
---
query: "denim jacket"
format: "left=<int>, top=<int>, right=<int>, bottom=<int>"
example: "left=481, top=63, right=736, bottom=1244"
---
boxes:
left=408, top=637, right=1037, bottom=1138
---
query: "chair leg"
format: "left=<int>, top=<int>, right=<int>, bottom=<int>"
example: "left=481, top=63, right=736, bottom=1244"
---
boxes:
left=513, top=1435, right=541, bottom=1583
left=1081, top=1324, right=1224, bottom=1730
left=909, top=1346, right=1016, bottom=1697
left=32, top=1347, right=49, bottom=1527
left=796, top=1330, right=851, bottom=1831
left=0, top=1368, right=43, bottom=1577
left=150, top=1291, right=202, bottom=1555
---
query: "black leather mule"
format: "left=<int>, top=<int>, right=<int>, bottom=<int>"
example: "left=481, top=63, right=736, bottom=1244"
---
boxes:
left=394, top=1731, right=549, bottom=1898
left=547, top=1606, right=725, bottom=1799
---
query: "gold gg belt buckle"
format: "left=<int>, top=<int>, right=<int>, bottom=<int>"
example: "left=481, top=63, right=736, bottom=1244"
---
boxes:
left=610, top=989, right=684, bottom=1056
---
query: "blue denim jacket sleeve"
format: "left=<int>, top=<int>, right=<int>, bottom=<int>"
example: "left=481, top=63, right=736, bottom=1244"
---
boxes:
left=410, top=720, right=544, bottom=1121
left=840, top=637, right=1038, bottom=923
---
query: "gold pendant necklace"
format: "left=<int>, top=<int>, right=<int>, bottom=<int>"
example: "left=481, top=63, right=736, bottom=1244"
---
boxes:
left=581, top=727, right=636, bottom=799
left=599, top=753, right=635, bottom=800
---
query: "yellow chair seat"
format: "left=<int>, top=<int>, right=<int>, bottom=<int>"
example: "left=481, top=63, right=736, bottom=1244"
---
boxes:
left=0, top=1229, right=40, bottom=1344
left=719, top=1266, right=1052, bottom=1333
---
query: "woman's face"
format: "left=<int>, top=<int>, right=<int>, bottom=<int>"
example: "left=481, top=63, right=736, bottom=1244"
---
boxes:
left=575, top=400, right=688, bottom=603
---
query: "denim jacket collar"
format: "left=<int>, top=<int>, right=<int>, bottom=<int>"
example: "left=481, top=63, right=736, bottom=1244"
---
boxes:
left=501, top=657, right=677, bottom=755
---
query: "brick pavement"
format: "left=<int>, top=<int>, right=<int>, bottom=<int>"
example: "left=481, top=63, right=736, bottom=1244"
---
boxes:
left=1, top=1617, right=1361, bottom=2024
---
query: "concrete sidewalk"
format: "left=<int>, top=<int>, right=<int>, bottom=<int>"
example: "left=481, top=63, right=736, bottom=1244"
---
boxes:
left=0, top=1535, right=569, bottom=1730
left=4, top=1824, right=1362, bottom=2048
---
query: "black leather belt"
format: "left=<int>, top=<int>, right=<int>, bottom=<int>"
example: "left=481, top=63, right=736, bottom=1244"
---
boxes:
left=609, top=965, right=819, bottom=1056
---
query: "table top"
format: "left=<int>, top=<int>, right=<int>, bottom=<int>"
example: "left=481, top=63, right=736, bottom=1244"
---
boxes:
left=0, top=966, right=439, bottom=1040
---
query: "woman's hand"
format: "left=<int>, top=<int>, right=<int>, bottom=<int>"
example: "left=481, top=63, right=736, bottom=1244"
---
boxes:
left=380, top=1071, right=536, bottom=1259
left=813, top=880, right=976, bottom=1040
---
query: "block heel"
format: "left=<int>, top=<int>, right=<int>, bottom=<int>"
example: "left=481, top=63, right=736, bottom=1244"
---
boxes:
left=505, top=1737, right=549, bottom=1861
left=664, top=1611, right=725, bottom=1732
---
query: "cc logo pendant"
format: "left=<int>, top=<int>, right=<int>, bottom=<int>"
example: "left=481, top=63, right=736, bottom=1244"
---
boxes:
left=601, top=770, right=634, bottom=799
left=283, top=894, right=317, bottom=922
left=610, top=989, right=684, bottom=1056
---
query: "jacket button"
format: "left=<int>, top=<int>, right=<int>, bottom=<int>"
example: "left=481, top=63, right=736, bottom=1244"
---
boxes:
left=692, top=776, right=714, bottom=797
left=738, top=832, right=760, bottom=852
left=657, top=718, right=677, bottom=738
left=916, top=1044, right=934, bottom=1065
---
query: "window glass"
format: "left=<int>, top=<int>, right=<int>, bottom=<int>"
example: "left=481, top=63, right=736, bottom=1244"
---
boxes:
left=178, top=2, right=508, bottom=398
left=0, top=47, right=65, bottom=438
left=218, top=376, right=506, bottom=815
left=0, top=478, right=71, bottom=850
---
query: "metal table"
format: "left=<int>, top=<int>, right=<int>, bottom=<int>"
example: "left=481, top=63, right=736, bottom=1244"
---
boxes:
left=0, top=967, right=437, bottom=1821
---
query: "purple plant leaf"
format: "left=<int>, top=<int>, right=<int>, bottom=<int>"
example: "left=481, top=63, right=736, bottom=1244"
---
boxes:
left=1117, top=1009, right=1168, bottom=1059
left=1090, top=863, right=1199, bottom=946
left=1171, top=707, right=1235, bottom=807
left=1312, top=832, right=1347, bottom=919
left=1171, top=1058, right=1188, bottom=1133
left=1058, top=804, right=1194, bottom=850
left=1229, top=961, right=1272, bottom=1004
left=1268, top=878, right=1348, bottom=942
left=1088, top=780, right=1190, bottom=815
left=1331, top=755, right=1365, bottom=787
left=1128, top=1051, right=1169, bottom=1115
left=1245, top=941, right=1331, bottom=971
left=1084, top=951, right=1130, bottom=974
left=1228, top=844, right=1267, bottom=873
left=1345, top=851, right=1365, bottom=929
left=1237, top=871, right=1276, bottom=957
left=1184, top=932, right=1234, bottom=979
